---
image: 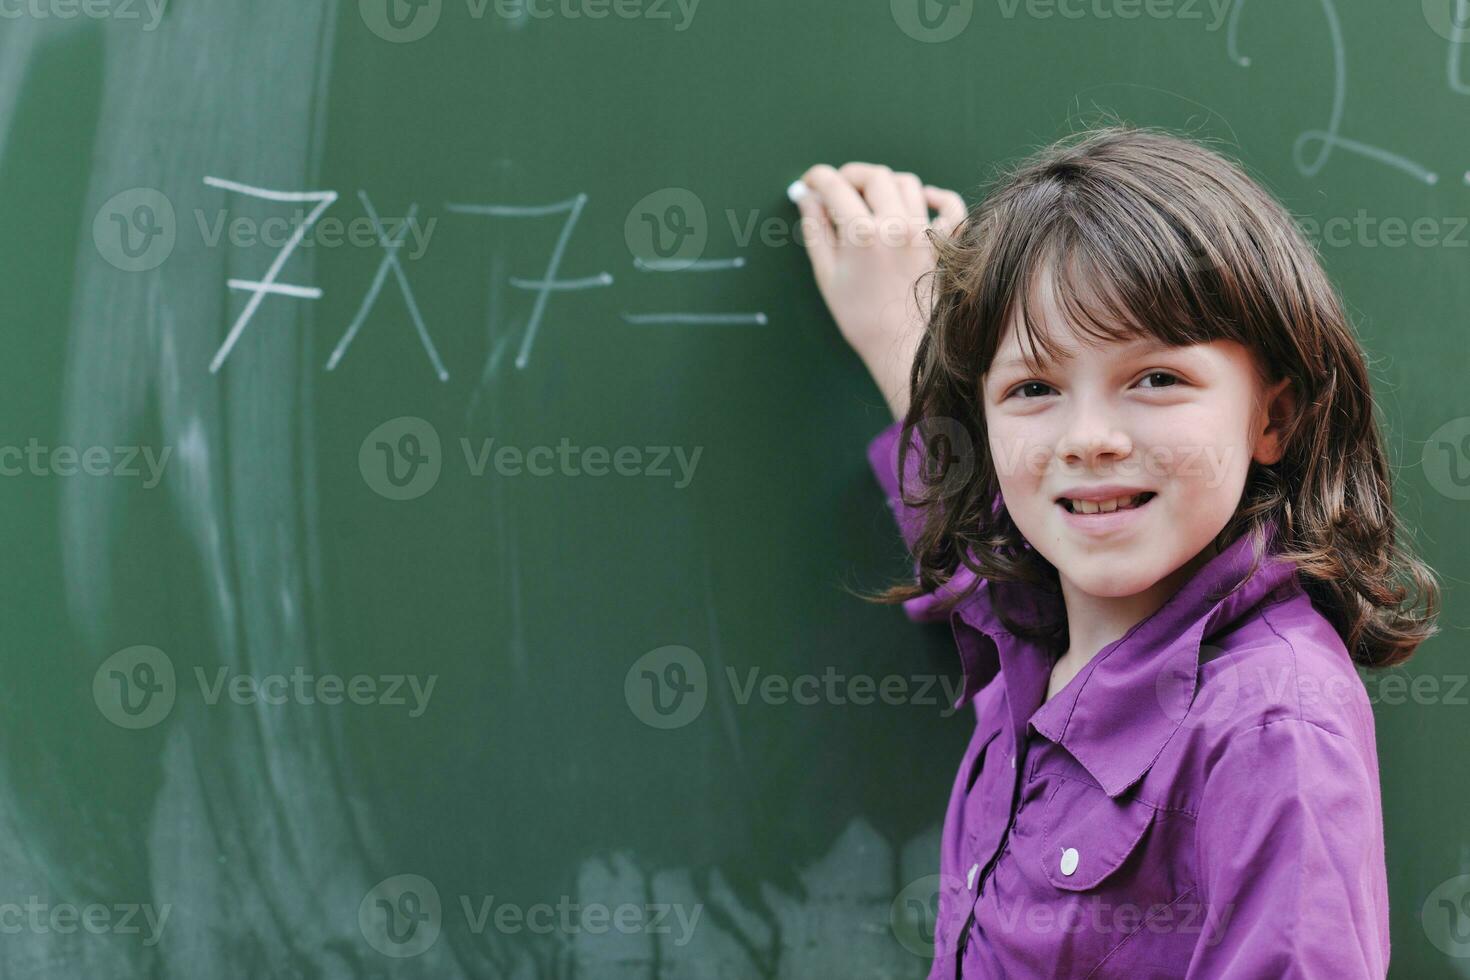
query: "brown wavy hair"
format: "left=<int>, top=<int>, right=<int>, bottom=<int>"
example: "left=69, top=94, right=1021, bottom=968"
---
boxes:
left=869, top=123, right=1439, bottom=669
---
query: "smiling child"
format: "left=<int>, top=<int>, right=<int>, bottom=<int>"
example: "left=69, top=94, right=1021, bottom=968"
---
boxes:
left=795, top=125, right=1440, bottom=978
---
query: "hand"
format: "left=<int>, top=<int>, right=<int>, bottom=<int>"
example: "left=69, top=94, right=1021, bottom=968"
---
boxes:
left=793, top=163, right=967, bottom=421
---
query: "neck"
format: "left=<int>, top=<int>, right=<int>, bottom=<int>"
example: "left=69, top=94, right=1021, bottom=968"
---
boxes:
left=1054, top=539, right=1221, bottom=673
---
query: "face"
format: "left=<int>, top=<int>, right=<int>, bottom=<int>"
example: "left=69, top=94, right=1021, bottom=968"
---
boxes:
left=980, top=267, right=1292, bottom=608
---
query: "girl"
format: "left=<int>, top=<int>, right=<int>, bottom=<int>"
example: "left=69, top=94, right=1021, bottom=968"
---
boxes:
left=793, top=126, right=1440, bottom=978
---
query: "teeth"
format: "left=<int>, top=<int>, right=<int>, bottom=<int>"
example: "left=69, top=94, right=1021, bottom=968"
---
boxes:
left=1066, top=493, right=1148, bottom=514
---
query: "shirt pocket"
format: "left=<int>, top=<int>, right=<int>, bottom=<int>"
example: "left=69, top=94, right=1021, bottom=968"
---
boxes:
left=1037, top=777, right=1158, bottom=891
left=1010, top=776, right=1199, bottom=977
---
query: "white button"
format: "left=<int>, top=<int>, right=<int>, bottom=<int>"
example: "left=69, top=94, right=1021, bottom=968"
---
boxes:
left=1010, top=754, right=1016, bottom=769
left=966, top=863, right=979, bottom=890
left=1059, top=848, right=1079, bottom=876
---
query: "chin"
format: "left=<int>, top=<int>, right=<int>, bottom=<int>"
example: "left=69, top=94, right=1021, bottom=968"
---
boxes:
left=1058, top=561, right=1162, bottom=599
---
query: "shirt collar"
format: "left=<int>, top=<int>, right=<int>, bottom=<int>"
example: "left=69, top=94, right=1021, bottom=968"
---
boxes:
left=947, top=516, right=1299, bottom=797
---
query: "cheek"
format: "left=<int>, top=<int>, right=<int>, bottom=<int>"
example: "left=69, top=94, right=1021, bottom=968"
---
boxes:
left=987, top=421, right=1049, bottom=490
left=1136, top=413, right=1252, bottom=497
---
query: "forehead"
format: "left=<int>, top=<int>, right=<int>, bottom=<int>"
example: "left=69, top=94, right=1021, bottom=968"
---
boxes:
left=987, top=261, right=1162, bottom=375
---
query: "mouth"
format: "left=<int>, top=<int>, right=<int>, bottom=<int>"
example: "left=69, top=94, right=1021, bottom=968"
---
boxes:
left=1055, top=491, right=1157, bottom=535
left=1056, top=491, right=1157, bottom=515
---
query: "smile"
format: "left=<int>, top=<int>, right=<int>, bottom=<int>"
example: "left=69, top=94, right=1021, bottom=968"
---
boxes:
left=1059, top=491, right=1157, bottom=514
left=1056, top=491, right=1158, bottom=533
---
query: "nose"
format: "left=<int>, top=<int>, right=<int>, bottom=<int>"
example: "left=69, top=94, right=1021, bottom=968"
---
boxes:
left=1056, top=398, right=1133, bottom=472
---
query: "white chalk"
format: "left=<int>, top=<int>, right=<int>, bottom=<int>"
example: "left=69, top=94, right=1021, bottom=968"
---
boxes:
left=786, top=179, right=814, bottom=204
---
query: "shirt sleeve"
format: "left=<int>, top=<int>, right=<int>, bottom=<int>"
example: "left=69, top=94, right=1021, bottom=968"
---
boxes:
left=866, top=419, right=927, bottom=554
left=1185, top=718, right=1390, bottom=978
left=866, top=419, right=985, bottom=625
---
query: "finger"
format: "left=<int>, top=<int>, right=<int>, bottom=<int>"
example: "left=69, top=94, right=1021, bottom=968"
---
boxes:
left=925, top=185, right=968, bottom=237
left=802, top=164, right=873, bottom=232
left=893, top=172, right=927, bottom=224
left=837, top=162, right=905, bottom=220
left=793, top=187, right=836, bottom=280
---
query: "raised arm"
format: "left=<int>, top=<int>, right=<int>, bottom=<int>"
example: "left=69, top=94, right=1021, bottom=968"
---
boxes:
left=792, top=162, right=966, bottom=422
left=791, top=163, right=974, bottom=624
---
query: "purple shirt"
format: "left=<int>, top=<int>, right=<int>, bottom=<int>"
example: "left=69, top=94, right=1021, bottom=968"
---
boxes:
left=868, top=420, right=1389, bottom=979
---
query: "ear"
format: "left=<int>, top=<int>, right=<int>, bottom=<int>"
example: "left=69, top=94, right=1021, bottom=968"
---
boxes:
left=1252, top=376, right=1295, bottom=467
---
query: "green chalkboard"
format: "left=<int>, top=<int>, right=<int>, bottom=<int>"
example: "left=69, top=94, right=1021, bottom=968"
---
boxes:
left=1, top=0, right=1467, bottom=976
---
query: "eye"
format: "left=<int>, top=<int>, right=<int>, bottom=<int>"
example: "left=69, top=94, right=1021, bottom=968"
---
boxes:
left=1006, top=381, right=1056, bottom=400
left=1136, top=371, right=1182, bottom=389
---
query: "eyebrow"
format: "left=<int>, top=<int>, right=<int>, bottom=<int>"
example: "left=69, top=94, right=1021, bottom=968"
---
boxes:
left=988, top=337, right=1176, bottom=375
